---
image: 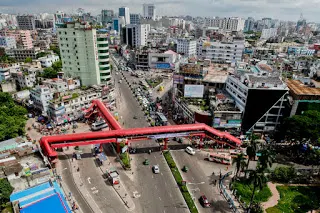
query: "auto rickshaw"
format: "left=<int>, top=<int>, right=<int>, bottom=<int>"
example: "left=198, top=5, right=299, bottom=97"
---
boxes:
left=143, top=159, right=150, bottom=165
left=182, top=165, right=189, bottom=172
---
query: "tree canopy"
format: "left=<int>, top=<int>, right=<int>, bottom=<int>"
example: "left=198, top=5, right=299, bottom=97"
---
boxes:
left=24, top=57, right=32, bottom=63
left=36, top=52, right=51, bottom=58
left=40, top=60, right=62, bottom=79
left=0, top=178, right=14, bottom=205
left=0, top=54, right=16, bottom=64
left=283, top=110, right=320, bottom=144
left=0, top=93, right=27, bottom=141
left=49, top=45, right=60, bottom=57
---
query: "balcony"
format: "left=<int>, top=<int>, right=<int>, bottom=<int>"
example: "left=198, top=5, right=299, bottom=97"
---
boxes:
left=99, top=63, right=110, bottom=69
left=98, top=51, right=109, bottom=56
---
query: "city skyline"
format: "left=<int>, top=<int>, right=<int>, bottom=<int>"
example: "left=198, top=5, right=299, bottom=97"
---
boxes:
left=1, top=0, right=320, bottom=22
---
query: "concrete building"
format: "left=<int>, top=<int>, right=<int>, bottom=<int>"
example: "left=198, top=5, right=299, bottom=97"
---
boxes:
left=260, top=28, right=278, bottom=40
left=130, top=14, right=141, bottom=25
left=197, top=39, right=244, bottom=63
left=16, top=15, right=36, bottom=30
left=122, top=24, right=150, bottom=48
left=57, top=22, right=111, bottom=86
left=225, top=62, right=288, bottom=133
left=101, top=10, right=114, bottom=25
left=112, top=17, right=125, bottom=33
left=11, top=68, right=38, bottom=89
left=148, top=50, right=179, bottom=69
left=143, top=4, right=156, bottom=20
left=38, top=54, right=60, bottom=67
left=205, top=17, right=245, bottom=31
left=0, top=36, right=16, bottom=49
left=30, top=85, right=53, bottom=115
left=6, top=48, right=40, bottom=61
left=244, top=17, right=255, bottom=32
left=42, top=78, right=80, bottom=92
left=119, top=7, right=130, bottom=25
left=0, top=30, right=33, bottom=49
left=176, top=38, right=197, bottom=57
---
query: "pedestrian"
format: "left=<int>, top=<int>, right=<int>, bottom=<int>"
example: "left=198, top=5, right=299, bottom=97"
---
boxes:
left=214, top=179, right=217, bottom=186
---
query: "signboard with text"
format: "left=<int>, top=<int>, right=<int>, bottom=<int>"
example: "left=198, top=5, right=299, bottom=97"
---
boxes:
left=184, top=85, right=204, bottom=98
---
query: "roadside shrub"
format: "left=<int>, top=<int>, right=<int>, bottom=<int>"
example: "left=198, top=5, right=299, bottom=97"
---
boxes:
left=181, top=185, right=188, bottom=192
left=271, top=166, right=297, bottom=183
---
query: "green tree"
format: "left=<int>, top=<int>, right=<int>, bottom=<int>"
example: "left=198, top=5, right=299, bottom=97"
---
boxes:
left=24, top=57, right=32, bottom=63
left=232, top=153, right=247, bottom=177
left=49, top=45, right=60, bottom=57
left=258, top=149, right=274, bottom=171
left=52, top=60, right=62, bottom=72
left=41, top=67, right=58, bottom=79
left=0, top=178, right=14, bottom=204
left=36, top=52, right=50, bottom=58
left=247, top=134, right=259, bottom=168
left=0, top=93, right=27, bottom=141
left=247, top=168, right=268, bottom=212
left=283, top=110, right=320, bottom=144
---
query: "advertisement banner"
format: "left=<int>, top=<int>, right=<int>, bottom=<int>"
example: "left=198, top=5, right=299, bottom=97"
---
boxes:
left=156, top=63, right=171, bottom=69
left=184, top=85, right=204, bottom=98
left=173, top=75, right=184, bottom=84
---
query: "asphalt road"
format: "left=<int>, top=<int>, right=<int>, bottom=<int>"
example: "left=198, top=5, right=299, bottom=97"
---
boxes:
left=111, top=64, right=189, bottom=213
left=77, top=146, right=129, bottom=213
left=59, top=156, right=94, bottom=213
left=171, top=150, right=232, bottom=213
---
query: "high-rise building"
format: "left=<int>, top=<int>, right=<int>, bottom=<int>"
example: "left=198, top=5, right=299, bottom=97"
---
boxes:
left=119, top=7, right=130, bottom=25
left=112, top=17, right=125, bottom=33
left=101, top=10, right=114, bottom=25
left=197, top=39, right=244, bottom=63
left=244, top=17, right=255, bottom=32
left=205, top=17, right=245, bottom=31
left=57, top=22, right=111, bottom=86
left=262, top=18, right=272, bottom=29
left=17, top=15, right=36, bottom=30
left=130, top=14, right=141, bottom=25
left=143, top=4, right=156, bottom=20
left=176, top=38, right=197, bottom=57
left=260, top=28, right=278, bottom=39
left=296, top=13, right=307, bottom=31
left=122, top=24, right=150, bottom=48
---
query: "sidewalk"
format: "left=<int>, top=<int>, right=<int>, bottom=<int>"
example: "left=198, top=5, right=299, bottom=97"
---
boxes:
left=56, top=151, right=101, bottom=213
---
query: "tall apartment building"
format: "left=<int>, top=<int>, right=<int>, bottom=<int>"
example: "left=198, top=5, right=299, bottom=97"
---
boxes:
left=6, top=48, right=40, bottom=61
left=57, top=22, right=111, bottom=86
left=260, top=28, right=278, bottom=40
left=197, top=39, right=244, bottom=63
left=17, top=15, right=36, bottom=30
left=176, top=38, right=197, bottom=57
left=0, top=30, right=33, bottom=49
left=101, top=10, right=114, bottom=25
left=122, top=24, right=150, bottom=48
left=130, top=14, right=141, bottom=25
left=244, top=17, right=255, bottom=32
left=30, top=85, right=53, bottom=115
left=205, top=17, right=245, bottom=31
left=119, top=7, right=130, bottom=25
left=143, top=4, right=156, bottom=20
left=226, top=63, right=288, bottom=133
left=0, top=36, right=16, bottom=49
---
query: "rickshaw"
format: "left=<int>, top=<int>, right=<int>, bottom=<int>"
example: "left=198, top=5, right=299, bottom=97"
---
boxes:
left=182, top=165, right=189, bottom=172
left=143, top=159, right=150, bottom=165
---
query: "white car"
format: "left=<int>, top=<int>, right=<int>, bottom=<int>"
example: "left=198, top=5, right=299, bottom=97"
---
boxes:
left=152, top=165, right=160, bottom=174
left=185, top=147, right=196, bottom=155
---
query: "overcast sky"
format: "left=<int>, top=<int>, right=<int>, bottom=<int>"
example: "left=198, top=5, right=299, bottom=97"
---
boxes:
left=1, top=0, right=320, bottom=22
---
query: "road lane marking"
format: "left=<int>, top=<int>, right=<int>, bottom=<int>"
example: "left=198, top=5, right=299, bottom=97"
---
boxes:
left=159, top=196, right=162, bottom=201
left=161, top=172, right=163, bottom=176
left=87, top=177, right=91, bottom=184
left=91, top=187, right=96, bottom=190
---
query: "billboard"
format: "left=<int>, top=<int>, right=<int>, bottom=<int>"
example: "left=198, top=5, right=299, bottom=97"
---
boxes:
left=156, top=63, right=171, bottom=69
left=173, top=75, right=184, bottom=84
left=184, top=85, right=204, bottom=98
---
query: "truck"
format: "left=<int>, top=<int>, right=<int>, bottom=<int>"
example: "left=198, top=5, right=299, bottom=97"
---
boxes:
left=106, top=170, right=120, bottom=185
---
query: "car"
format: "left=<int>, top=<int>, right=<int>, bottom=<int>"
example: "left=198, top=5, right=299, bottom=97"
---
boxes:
left=185, top=146, right=195, bottom=155
left=152, top=165, right=160, bottom=174
left=119, top=80, right=122, bottom=83
left=199, top=195, right=211, bottom=208
left=76, top=153, right=82, bottom=160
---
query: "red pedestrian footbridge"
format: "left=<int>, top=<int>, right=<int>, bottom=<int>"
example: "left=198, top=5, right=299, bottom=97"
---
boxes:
left=40, top=100, right=241, bottom=162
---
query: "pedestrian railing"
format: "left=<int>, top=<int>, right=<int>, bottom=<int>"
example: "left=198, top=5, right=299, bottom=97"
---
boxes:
left=219, top=171, right=242, bottom=213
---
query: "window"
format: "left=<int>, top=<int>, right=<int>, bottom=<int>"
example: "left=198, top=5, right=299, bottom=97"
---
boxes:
left=59, top=32, right=61, bottom=35
left=65, top=32, right=67, bottom=35
left=67, top=44, right=69, bottom=47
left=78, top=68, right=80, bottom=71
left=66, top=38, right=68, bottom=41
left=73, top=32, right=75, bottom=35
left=69, top=62, right=71, bottom=65
left=74, top=38, right=76, bottom=41
left=60, top=38, right=62, bottom=41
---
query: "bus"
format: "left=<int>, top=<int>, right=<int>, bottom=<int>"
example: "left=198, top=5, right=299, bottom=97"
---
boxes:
left=155, top=112, right=168, bottom=126
left=91, top=120, right=108, bottom=131
left=207, top=153, right=231, bottom=165
left=230, top=150, right=248, bottom=159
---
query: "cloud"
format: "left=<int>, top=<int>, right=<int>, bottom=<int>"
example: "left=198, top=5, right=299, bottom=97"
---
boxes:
left=0, top=0, right=319, bottom=21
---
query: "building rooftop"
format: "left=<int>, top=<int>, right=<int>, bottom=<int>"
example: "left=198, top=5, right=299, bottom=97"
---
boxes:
left=287, top=79, right=320, bottom=96
left=202, top=64, right=234, bottom=83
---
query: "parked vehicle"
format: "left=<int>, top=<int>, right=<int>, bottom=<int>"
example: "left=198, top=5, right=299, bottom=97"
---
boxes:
left=185, top=147, right=196, bottom=155
left=199, top=195, right=211, bottom=208
left=152, top=165, right=160, bottom=174
left=91, top=120, right=108, bottom=131
left=207, top=153, right=231, bottom=165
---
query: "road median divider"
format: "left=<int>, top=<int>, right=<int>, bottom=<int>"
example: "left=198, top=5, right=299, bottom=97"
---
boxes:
left=163, top=151, right=198, bottom=213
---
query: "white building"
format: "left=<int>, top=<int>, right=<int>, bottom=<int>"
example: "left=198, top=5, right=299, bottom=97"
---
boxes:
left=0, top=36, right=16, bottom=49
left=176, top=38, right=197, bottom=57
left=42, top=78, right=80, bottom=93
left=197, top=39, right=244, bottom=63
left=148, top=50, right=180, bottom=69
left=57, top=22, right=111, bottom=86
left=123, top=24, right=150, bottom=48
left=260, top=28, right=278, bottom=39
left=143, top=4, right=156, bottom=20
left=11, top=68, right=39, bottom=89
left=119, top=7, right=130, bottom=25
left=38, top=54, right=60, bottom=67
left=30, top=85, right=53, bottom=115
left=204, top=17, right=245, bottom=31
